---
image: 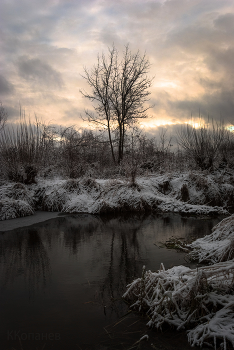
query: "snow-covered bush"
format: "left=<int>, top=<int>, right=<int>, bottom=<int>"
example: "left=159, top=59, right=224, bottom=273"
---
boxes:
left=123, top=261, right=234, bottom=349
left=0, top=182, right=35, bottom=220
left=40, top=185, right=67, bottom=211
left=0, top=182, right=34, bottom=206
left=188, top=171, right=209, bottom=190
left=188, top=214, right=234, bottom=263
left=62, top=179, right=81, bottom=192
left=0, top=198, right=34, bottom=220
left=80, top=177, right=100, bottom=193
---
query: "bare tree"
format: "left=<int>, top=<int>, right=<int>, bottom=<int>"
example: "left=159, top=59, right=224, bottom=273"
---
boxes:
left=81, top=45, right=152, bottom=165
left=177, top=120, right=226, bottom=171
left=0, top=102, right=7, bottom=131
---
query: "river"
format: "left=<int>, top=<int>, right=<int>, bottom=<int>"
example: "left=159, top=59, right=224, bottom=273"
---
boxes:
left=0, top=212, right=222, bottom=350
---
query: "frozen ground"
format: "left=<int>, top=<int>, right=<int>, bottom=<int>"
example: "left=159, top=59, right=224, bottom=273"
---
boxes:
left=0, top=170, right=233, bottom=220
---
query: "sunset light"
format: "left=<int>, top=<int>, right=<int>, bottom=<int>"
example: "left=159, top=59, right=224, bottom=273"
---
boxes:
left=0, top=0, right=233, bottom=132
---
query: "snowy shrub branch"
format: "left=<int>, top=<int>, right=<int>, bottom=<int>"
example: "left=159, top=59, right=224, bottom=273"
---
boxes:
left=188, top=214, right=234, bottom=263
left=123, top=261, right=234, bottom=349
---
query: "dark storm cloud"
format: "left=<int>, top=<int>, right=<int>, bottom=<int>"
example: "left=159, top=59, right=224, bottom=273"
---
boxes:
left=0, top=75, right=14, bottom=95
left=169, top=88, right=234, bottom=121
left=18, top=57, right=64, bottom=88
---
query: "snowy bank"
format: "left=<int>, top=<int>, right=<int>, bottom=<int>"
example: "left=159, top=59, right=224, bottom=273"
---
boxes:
left=0, top=172, right=231, bottom=220
left=0, top=183, right=35, bottom=220
left=123, top=261, right=234, bottom=349
left=123, top=214, right=234, bottom=348
left=187, top=214, right=234, bottom=263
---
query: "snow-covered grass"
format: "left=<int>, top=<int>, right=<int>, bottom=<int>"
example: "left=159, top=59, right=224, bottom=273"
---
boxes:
left=0, top=183, right=35, bottom=220
left=0, top=182, right=34, bottom=205
left=187, top=214, right=234, bottom=264
left=123, top=212, right=234, bottom=348
left=123, top=261, right=234, bottom=349
left=0, top=170, right=232, bottom=220
left=0, top=198, right=34, bottom=220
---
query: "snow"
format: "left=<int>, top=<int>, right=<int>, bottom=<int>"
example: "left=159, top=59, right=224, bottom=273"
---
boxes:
left=0, top=198, right=34, bottom=220
left=123, top=212, right=234, bottom=349
left=188, top=214, right=234, bottom=263
left=0, top=171, right=231, bottom=220
left=123, top=261, right=234, bottom=349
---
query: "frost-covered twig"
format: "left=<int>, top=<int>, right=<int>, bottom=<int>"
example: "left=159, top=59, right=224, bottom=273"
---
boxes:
left=123, top=261, right=234, bottom=348
left=188, top=214, right=234, bottom=263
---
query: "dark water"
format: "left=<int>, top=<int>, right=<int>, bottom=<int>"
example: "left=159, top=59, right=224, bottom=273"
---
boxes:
left=0, top=213, right=222, bottom=350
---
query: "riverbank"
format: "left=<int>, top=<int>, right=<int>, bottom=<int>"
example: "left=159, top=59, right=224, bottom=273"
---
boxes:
left=1, top=170, right=233, bottom=221
left=123, top=214, right=234, bottom=349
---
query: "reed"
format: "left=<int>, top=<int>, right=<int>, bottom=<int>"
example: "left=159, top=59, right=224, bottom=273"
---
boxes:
left=123, top=261, right=234, bottom=349
left=0, top=109, right=48, bottom=183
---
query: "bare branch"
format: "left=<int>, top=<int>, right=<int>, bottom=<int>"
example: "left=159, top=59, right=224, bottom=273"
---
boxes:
left=80, top=45, right=152, bottom=164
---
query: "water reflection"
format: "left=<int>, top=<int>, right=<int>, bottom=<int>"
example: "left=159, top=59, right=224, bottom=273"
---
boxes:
left=99, top=216, right=143, bottom=317
left=0, top=228, right=50, bottom=297
left=62, top=214, right=101, bottom=254
left=0, top=213, right=223, bottom=350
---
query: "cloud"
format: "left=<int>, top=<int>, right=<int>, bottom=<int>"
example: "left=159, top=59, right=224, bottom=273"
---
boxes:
left=214, top=13, right=234, bottom=33
left=17, top=56, right=64, bottom=88
left=0, top=75, right=14, bottom=95
left=1, top=0, right=234, bottom=130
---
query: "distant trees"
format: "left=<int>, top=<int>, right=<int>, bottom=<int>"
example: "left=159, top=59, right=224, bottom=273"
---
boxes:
left=81, top=45, right=152, bottom=165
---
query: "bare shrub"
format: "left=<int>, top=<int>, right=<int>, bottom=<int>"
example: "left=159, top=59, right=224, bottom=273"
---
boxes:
left=0, top=111, right=52, bottom=183
left=177, top=120, right=226, bottom=171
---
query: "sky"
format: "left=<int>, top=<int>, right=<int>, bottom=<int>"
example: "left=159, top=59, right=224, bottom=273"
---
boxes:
left=0, top=0, right=234, bottom=133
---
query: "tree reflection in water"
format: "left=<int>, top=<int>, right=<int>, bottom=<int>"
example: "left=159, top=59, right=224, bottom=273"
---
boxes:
left=95, top=215, right=145, bottom=318
left=0, top=228, right=51, bottom=297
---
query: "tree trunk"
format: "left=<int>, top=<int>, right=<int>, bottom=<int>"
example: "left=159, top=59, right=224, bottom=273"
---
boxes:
left=107, top=119, right=116, bottom=165
left=118, top=125, right=123, bottom=164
